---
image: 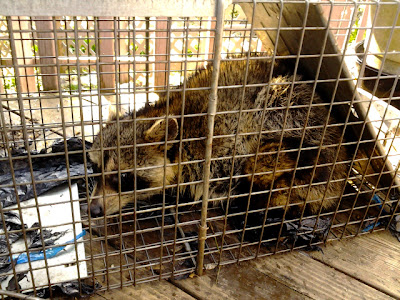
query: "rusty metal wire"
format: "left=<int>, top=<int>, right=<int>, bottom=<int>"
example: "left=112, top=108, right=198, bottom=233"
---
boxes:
left=0, top=0, right=400, bottom=297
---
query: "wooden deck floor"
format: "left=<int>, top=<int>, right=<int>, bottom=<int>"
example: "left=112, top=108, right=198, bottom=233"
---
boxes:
left=90, top=230, right=400, bottom=300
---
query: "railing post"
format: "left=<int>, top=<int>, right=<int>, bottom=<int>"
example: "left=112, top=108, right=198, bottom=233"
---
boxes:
left=207, top=17, right=216, bottom=61
left=98, top=17, right=116, bottom=94
left=154, top=17, right=168, bottom=90
left=119, top=18, right=130, bottom=84
left=12, top=17, right=37, bottom=94
left=35, top=17, right=58, bottom=91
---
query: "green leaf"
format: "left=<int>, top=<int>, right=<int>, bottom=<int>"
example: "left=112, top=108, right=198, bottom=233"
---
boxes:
left=32, top=44, right=39, bottom=54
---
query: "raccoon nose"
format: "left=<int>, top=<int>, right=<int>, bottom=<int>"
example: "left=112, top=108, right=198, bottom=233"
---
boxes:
left=90, top=203, right=103, bottom=217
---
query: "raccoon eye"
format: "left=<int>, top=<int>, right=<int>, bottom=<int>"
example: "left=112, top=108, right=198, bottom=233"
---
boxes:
left=109, top=174, right=119, bottom=190
left=120, top=172, right=133, bottom=192
left=136, top=176, right=150, bottom=191
left=109, top=172, right=133, bottom=192
left=109, top=173, right=149, bottom=192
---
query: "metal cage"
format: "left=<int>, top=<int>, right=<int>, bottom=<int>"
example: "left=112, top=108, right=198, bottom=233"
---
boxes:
left=1, top=0, right=400, bottom=298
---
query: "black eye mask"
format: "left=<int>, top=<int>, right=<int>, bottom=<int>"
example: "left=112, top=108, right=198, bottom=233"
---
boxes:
left=92, top=164, right=101, bottom=174
left=110, top=173, right=150, bottom=192
left=109, top=172, right=133, bottom=192
left=120, top=173, right=133, bottom=192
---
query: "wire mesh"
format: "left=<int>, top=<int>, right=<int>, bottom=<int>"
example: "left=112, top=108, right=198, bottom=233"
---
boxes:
left=0, top=0, right=400, bottom=297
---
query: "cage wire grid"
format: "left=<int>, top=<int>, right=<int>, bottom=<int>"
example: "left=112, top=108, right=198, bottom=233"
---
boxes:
left=0, top=0, right=400, bottom=297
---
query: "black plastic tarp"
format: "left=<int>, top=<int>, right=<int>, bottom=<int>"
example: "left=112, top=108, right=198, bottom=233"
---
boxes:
left=0, top=138, right=92, bottom=208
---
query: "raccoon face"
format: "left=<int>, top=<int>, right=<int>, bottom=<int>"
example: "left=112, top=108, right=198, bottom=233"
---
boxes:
left=88, top=117, right=179, bottom=217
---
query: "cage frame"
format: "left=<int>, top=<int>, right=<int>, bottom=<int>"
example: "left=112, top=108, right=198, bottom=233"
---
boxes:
left=1, top=0, right=400, bottom=297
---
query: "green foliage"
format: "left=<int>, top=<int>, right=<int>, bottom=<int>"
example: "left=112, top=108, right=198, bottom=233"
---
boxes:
left=187, top=49, right=193, bottom=57
left=128, top=43, right=139, bottom=55
left=80, top=44, right=86, bottom=54
left=67, top=38, right=96, bottom=55
left=4, top=77, right=16, bottom=90
left=349, top=29, right=358, bottom=44
left=349, top=7, right=364, bottom=45
left=31, top=44, right=39, bottom=54
left=69, top=83, right=79, bottom=91
left=230, top=8, right=239, bottom=19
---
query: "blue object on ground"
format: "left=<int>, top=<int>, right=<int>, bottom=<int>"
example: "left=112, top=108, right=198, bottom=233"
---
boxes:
left=10, top=230, right=86, bottom=265
left=371, top=194, right=383, bottom=209
left=362, top=222, right=381, bottom=232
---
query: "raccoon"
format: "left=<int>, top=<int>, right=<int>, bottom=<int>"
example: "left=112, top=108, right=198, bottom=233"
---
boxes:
left=88, top=58, right=349, bottom=218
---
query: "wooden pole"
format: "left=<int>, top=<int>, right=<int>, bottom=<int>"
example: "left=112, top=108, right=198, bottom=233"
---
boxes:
left=98, top=17, right=116, bottom=94
left=34, top=17, right=58, bottom=91
left=154, top=17, right=168, bottom=90
left=12, top=17, right=37, bottom=94
left=119, top=18, right=129, bottom=84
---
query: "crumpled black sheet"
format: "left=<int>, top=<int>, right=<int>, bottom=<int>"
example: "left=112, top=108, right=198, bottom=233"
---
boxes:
left=57, top=281, right=101, bottom=298
left=229, top=207, right=331, bottom=248
left=0, top=212, right=68, bottom=282
left=0, top=137, right=92, bottom=208
left=27, top=222, right=68, bottom=249
left=23, top=281, right=101, bottom=298
left=6, top=271, right=27, bottom=291
left=281, top=217, right=331, bottom=247
left=389, top=217, right=400, bottom=242
left=0, top=211, right=26, bottom=278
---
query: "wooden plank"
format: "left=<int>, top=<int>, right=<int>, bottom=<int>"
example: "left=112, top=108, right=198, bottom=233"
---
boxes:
left=154, top=17, right=168, bottom=89
left=240, top=3, right=289, bottom=55
left=2, top=0, right=221, bottom=17
left=310, top=230, right=400, bottom=299
left=290, top=3, right=400, bottom=193
left=356, top=5, right=369, bottom=43
left=12, top=17, right=37, bottom=94
left=118, top=18, right=130, bottom=84
left=240, top=1, right=400, bottom=199
left=0, top=74, right=4, bottom=95
left=173, top=261, right=309, bottom=300
left=91, top=280, right=195, bottom=300
left=85, top=222, right=397, bottom=299
left=207, top=17, right=216, bottom=61
left=251, top=251, right=394, bottom=300
left=98, top=17, right=116, bottom=94
left=85, top=237, right=195, bottom=300
left=34, top=17, right=58, bottom=91
left=325, top=6, right=352, bottom=50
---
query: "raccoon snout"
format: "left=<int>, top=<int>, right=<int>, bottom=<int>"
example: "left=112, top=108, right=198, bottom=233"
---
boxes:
left=90, top=202, right=104, bottom=217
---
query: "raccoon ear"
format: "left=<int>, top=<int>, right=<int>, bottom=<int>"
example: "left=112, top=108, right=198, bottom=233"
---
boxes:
left=145, top=117, right=178, bottom=143
left=106, top=104, right=122, bottom=124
